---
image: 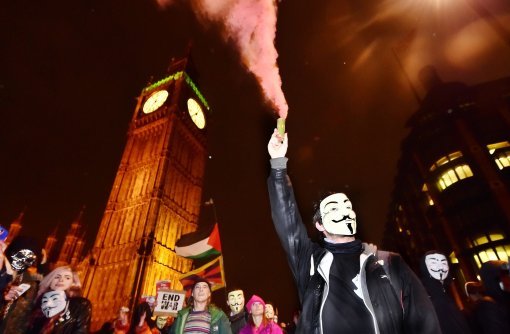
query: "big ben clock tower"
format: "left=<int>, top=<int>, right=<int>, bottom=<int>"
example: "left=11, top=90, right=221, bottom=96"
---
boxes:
left=84, top=57, right=210, bottom=328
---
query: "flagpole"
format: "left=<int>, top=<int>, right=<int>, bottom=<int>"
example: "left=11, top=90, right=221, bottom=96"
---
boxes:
left=219, top=255, right=228, bottom=304
left=207, top=198, right=225, bottom=294
left=205, top=198, right=219, bottom=223
left=212, top=201, right=218, bottom=224
left=204, top=198, right=227, bottom=300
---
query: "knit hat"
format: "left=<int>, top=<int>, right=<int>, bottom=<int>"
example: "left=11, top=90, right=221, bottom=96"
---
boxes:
left=246, top=295, right=265, bottom=312
left=191, top=278, right=212, bottom=292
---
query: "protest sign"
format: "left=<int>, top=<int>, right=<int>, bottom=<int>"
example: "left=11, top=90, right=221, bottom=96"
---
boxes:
left=153, top=289, right=186, bottom=317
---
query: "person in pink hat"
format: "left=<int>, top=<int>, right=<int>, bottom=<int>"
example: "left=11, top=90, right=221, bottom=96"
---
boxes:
left=239, top=295, right=283, bottom=334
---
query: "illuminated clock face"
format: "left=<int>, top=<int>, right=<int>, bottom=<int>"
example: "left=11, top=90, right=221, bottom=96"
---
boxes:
left=143, top=90, right=169, bottom=114
left=187, top=98, right=206, bottom=129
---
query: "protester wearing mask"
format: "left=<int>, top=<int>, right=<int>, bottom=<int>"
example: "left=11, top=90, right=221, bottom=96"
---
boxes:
left=420, top=250, right=471, bottom=334
left=27, top=289, right=91, bottom=334
left=227, top=288, right=247, bottom=334
left=266, top=129, right=440, bottom=334
left=27, top=266, right=91, bottom=333
left=263, top=303, right=275, bottom=324
left=0, top=236, right=43, bottom=334
left=155, top=316, right=172, bottom=334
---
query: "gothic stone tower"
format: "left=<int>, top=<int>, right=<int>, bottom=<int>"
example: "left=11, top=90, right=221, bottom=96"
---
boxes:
left=55, top=208, right=85, bottom=268
left=84, top=57, right=209, bottom=328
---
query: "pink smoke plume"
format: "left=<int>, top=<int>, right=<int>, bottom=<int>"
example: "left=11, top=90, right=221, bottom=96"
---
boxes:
left=158, top=0, right=288, bottom=119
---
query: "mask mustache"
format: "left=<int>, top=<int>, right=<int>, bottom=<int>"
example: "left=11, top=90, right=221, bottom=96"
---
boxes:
left=331, top=215, right=354, bottom=223
left=43, top=306, right=58, bottom=316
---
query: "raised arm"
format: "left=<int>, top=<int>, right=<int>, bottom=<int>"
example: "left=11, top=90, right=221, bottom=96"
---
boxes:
left=267, top=129, right=314, bottom=297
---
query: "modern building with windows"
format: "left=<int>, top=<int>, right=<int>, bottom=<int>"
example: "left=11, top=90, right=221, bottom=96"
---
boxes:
left=383, top=68, right=510, bottom=296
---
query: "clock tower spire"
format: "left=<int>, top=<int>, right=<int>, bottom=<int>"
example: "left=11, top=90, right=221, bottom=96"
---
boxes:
left=84, top=56, right=210, bottom=329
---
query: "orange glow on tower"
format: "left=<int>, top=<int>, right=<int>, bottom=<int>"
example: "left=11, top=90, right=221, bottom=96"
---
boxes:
left=83, top=56, right=209, bottom=330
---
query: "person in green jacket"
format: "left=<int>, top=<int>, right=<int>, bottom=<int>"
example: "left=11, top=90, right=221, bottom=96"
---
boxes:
left=171, top=278, right=232, bottom=334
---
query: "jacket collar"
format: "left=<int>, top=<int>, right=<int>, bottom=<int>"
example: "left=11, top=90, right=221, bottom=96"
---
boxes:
left=316, top=242, right=376, bottom=281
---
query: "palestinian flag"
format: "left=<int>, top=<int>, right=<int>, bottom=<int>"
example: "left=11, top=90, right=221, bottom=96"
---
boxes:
left=175, top=223, right=222, bottom=259
left=179, top=256, right=226, bottom=296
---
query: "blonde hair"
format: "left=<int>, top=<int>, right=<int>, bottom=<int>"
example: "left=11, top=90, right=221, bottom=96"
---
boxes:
left=37, top=266, right=82, bottom=299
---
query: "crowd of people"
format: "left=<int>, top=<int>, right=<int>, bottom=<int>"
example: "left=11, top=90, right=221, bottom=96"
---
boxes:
left=95, top=281, right=292, bottom=334
left=0, top=236, right=91, bottom=333
left=0, top=129, right=509, bottom=333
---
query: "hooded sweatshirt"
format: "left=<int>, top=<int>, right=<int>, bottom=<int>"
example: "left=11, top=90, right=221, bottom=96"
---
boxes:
left=419, top=251, right=471, bottom=334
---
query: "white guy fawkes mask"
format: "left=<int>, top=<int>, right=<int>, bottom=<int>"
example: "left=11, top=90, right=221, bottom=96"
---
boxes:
left=319, top=193, right=357, bottom=236
left=227, top=289, right=245, bottom=314
left=41, top=290, right=67, bottom=318
left=156, top=316, right=168, bottom=329
left=425, top=253, right=449, bottom=281
left=265, top=304, right=275, bottom=320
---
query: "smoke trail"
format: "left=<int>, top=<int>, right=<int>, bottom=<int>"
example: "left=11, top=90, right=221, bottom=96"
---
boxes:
left=158, top=0, right=288, bottom=118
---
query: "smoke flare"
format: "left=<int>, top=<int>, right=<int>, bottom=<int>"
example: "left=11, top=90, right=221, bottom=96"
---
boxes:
left=158, top=0, right=288, bottom=118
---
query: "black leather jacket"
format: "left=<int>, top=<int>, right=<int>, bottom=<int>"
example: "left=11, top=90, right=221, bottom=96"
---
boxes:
left=267, top=160, right=441, bottom=334
left=27, top=297, right=92, bottom=334
left=229, top=310, right=247, bottom=334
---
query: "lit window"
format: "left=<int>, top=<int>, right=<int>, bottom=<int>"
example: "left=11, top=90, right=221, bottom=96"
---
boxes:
left=496, top=246, right=509, bottom=261
left=474, top=236, right=489, bottom=246
left=473, top=244, right=510, bottom=268
left=430, top=151, right=463, bottom=172
left=421, top=184, right=434, bottom=206
left=488, top=250, right=499, bottom=261
left=487, top=142, right=510, bottom=170
left=495, top=152, right=510, bottom=170
left=437, top=164, right=473, bottom=191
left=455, top=165, right=473, bottom=179
left=473, top=234, right=505, bottom=246
left=449, top=252, right=459, bottom=264
left=474, top=256, right=481, bottom=268
left=487, top=141, right=510, bottom=154
left=478, top=252, right=489, bottom=264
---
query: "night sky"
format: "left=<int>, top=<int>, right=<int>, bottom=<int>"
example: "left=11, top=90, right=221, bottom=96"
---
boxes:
left=2, top=0, right=510, bottom=322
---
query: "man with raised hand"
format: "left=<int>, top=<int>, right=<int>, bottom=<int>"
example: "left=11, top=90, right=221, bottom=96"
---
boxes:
left=266, top=129, right=440, bottom=334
